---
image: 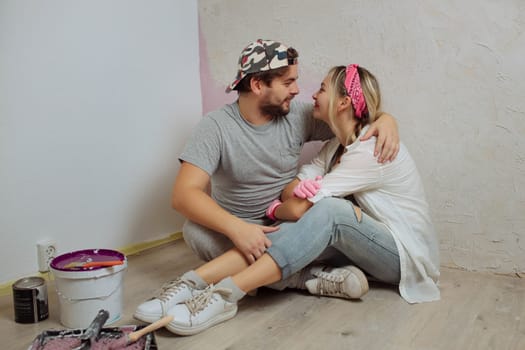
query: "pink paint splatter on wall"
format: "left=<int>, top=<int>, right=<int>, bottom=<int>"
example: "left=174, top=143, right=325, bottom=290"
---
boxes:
left=198, top=18, right=236, bottom=115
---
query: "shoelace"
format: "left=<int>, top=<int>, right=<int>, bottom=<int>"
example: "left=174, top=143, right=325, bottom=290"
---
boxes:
left=313, top=269, right=351, bottom=296
left=156, top=278, right=187, bottom=303
left=184, top=285, right=232, bottom=316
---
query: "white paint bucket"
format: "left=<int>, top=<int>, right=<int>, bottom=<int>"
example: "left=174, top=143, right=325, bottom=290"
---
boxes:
left=50, top=249, right=127, bottom=328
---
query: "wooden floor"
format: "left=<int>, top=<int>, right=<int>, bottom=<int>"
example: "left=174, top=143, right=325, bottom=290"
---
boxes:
left=2, top=240, right=524, bottom=350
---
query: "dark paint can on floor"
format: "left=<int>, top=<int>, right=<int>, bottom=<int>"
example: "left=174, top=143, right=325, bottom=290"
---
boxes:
left=13, top=276, right=49, bottom=323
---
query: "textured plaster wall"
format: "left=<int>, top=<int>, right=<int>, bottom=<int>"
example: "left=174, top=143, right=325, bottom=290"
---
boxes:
left=198, top=0, right=525, bottom=274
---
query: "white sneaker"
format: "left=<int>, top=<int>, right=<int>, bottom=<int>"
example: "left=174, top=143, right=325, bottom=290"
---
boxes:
left=305, top=265, right=369, bottom=299
left=134, top=278, right=200, bottom=323
left=165, top=285, right=238, bottom=336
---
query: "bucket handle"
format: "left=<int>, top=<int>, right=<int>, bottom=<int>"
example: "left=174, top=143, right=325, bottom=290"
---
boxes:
left=56, top=283, right=120, bottom=302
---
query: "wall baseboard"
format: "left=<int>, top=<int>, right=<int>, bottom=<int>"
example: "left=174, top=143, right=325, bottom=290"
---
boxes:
left=0, top=232, right=183, bottom=297
left=118, top=232, right=182, bottom=257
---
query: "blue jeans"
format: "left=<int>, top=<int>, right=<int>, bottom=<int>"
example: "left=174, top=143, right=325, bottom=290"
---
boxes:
left=266, top=197, right=401, bottom=284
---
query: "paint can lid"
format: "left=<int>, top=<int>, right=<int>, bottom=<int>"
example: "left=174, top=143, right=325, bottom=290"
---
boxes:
left=13, top=276, right=45, bottom=289
left=50, top=249, right=125, bottom=271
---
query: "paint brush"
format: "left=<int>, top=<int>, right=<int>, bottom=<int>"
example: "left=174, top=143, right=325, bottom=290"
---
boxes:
left=108, top=315, right=174, bottom=349
left=64, top=260, right=124, bottom=269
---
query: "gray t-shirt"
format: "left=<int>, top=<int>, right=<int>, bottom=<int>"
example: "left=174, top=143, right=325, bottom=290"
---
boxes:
left=179, top=100, right=332, bottom=224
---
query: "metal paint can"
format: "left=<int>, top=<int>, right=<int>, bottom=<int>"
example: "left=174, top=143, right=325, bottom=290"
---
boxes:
left=12, top=276, right=49, bottom=323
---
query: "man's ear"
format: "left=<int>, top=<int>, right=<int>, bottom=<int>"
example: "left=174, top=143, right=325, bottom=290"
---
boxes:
left=250, top=77, right=264, bottom=95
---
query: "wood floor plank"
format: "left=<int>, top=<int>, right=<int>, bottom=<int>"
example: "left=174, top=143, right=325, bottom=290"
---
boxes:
left=1, top=240, right=523, bottom=349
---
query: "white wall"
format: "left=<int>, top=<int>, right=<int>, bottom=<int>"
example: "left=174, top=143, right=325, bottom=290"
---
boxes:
left=0, top=1, right=201, bottom=283
left=198, top=0, right=525, bottom=274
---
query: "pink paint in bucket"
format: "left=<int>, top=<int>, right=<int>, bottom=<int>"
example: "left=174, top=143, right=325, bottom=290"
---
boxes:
left=50, top=249, right=127, bottom=328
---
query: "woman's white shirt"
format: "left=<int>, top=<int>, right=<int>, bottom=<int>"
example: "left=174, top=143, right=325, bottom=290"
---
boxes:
left=297, top=126, right=440, bottom=303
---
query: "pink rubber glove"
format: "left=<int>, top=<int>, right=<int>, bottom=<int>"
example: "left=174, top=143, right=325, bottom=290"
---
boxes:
left=293, top=176, right=323, bottom=199
left=265, top=199, right=282, bottom=221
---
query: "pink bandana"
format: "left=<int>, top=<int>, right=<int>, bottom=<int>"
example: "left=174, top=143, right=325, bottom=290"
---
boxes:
left=344, top=64, right=368, bottom=118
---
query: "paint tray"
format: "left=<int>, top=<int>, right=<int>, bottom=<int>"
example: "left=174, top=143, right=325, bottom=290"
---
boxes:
left=28, top=324, right=158, bottom=350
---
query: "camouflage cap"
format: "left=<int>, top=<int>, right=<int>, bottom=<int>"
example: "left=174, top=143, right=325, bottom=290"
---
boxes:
left=226, top=39, right=298, bottom=93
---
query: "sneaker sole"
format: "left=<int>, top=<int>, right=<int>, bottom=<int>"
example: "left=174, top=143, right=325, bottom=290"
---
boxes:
left=165, top=304, right=238, bottom=336
left=133, top=311, right=162, bottom=324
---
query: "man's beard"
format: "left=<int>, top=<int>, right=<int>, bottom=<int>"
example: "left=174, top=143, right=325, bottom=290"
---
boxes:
left=260, top=99, right=291, bottom=119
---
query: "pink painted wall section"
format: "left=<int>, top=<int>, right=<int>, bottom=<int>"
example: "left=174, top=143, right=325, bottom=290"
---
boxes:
left=198, top=20, right=236, bottom=115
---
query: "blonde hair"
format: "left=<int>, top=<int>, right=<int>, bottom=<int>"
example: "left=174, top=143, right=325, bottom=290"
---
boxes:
left=326, top=65, right=382, bottom=145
